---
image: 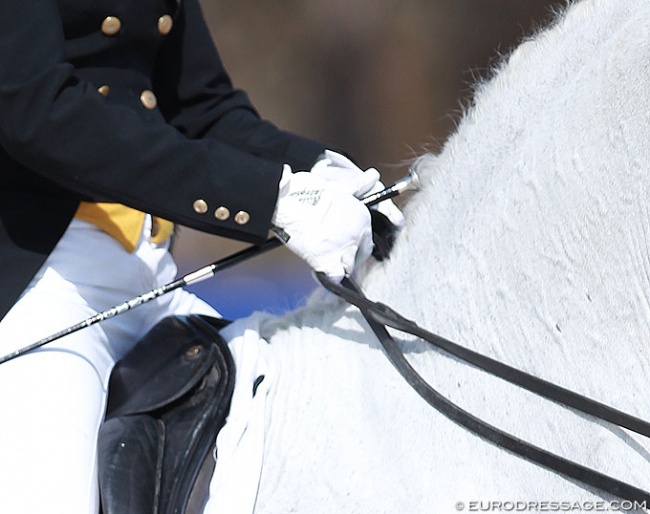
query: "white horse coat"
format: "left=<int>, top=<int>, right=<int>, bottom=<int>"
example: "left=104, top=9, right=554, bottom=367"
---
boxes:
left=205, top=0, right=650, bottom=512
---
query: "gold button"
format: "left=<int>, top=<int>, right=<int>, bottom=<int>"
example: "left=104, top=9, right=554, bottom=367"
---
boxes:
left=101, top=16, right=122, bottom=36
left=214, top=206, right=230, bottom=221
left=234, top=211, right=250, bottom=225
left=140, top=90, right=157, bottom=110
left=97, top=85, right=110, bottom=97
left=193, top=199, right=208, bottom=214
left=158, top=14, right=173, bottom=35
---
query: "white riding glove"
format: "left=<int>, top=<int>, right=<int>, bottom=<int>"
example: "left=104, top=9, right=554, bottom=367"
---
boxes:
left=272, top=166, right=373, bottom=282
left=310, top=150, right=405, bottom=228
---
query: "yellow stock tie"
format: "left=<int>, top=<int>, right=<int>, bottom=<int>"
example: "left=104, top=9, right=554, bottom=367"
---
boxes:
left=75, top=202, right=173, bottom=252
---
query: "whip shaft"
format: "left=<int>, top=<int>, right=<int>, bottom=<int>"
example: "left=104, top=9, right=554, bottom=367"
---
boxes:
left=0, top=171, right=419, bottom=364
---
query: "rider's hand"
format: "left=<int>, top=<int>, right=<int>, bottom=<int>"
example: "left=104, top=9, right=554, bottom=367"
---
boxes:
left=272, top=166, right=373, bottom=282
left=310, top=150, right=405, bottom=228
left=311, top=150, right=405, bottom=260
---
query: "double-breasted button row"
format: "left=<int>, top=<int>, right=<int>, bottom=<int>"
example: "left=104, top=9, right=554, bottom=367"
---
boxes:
left=100, top=14, right=173, bottom=37
left=96, top=86, right=158, bottom=110
left=193, top=200, right=250, bottom=225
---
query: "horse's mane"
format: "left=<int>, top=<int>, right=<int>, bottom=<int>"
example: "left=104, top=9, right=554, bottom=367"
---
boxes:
left=266, top=0, right=628, bottom=336
left=341, top=0, right=650, bottom=406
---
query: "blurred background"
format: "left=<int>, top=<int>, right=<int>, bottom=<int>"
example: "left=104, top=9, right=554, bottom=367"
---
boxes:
left=174, top=0, right=563, bottom=319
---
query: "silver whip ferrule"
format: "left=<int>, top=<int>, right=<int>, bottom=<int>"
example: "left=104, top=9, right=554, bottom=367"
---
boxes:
left=361, top=168, right=420, bottom=207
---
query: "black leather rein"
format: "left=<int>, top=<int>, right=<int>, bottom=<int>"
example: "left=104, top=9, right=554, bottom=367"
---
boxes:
left=315, top=272, right=650, bottom=504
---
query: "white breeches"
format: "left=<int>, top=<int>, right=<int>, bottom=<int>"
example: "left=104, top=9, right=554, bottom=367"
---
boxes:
left=0, top=216, right=219, bottom=514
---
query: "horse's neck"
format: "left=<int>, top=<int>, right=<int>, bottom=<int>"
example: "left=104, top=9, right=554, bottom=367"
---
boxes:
left=365, top=0, right=650, bottom=408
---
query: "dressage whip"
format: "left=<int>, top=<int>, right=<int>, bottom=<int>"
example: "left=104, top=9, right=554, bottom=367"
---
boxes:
left=0, top=170, right=419, bottom=365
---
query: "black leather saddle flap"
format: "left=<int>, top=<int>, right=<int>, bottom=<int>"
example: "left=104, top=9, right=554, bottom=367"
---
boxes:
left=106, top=315, right=228, bottom=418
left=99, top=314, right=235, bottom=514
